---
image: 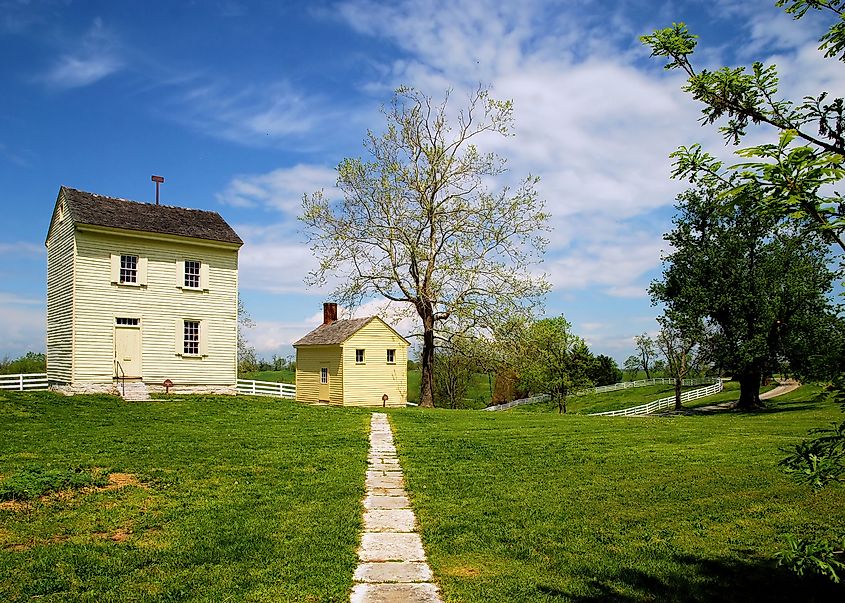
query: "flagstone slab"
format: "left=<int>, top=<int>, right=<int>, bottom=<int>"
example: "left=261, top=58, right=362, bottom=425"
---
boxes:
left=363, top=509, right=417, bottom=532
left=353, top=561, right=433, bottom=583
left=350, top=582, right=442, bottom=603
left=366, top=474, right=404, bottom=489
left=364, top=494, right=411, bottom=509
left=358, top=532, right=426, bottom=562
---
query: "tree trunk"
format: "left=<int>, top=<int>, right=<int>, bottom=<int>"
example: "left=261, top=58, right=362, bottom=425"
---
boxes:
left=737, top=366, right=763, bottom=409
left=674, top=377, right=682, bottom=410
left=419, top=313, right=435, bottom=408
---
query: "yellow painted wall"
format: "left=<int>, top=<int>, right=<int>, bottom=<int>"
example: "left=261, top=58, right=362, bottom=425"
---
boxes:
left=341, top=319, right=408, bottom=407
left=45, top=192, right=75, bottom=383
left=295, top=345, right=343, bottom=404
left=71, top=228, right=239, bottom=386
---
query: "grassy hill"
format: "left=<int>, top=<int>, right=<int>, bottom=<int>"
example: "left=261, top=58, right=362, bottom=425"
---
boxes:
left=509, top=382, right=701, bottom=414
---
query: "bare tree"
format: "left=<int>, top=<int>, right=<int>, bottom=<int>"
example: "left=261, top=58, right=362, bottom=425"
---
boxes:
left=301, top=86, right=549, bottom=407
left=656, top=316, right=702, bottom=410
left=635, top=333, right=657, bottom=379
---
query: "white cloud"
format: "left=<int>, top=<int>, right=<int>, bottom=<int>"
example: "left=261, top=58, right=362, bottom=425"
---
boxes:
left=39, top=18, right=122, bottom=89
left=0, top=242, right=44, bottom=257
left=0, top=292, right=43, bottom=305
left=218, top=164, right=337, bottom=213
left=0, top=303, right=44, bottom=356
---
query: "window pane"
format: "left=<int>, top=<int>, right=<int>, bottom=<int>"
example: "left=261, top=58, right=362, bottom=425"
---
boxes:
left=184, top=320, right=200, bottom=355
left=387, top=349, right=395, bottom=363
left=184, top=260, right=201, bottom=288
left=320, top=367, right=328, bottom=384
left=120, top=255, right=137, bottom=283
left=356, top=349, right=364, bottom=363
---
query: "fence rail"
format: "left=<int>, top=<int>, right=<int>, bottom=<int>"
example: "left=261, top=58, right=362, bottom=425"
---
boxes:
left=237, top=379, right=296, bottom=399
left=0, top=373, right=49, bottom=391
left=588, top=380, right=723, bottom=417
left=484, top=377, right=719, bottom=412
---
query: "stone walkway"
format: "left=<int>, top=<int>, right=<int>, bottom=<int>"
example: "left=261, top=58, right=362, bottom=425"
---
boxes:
left=350, top=413, right=442, bottom=603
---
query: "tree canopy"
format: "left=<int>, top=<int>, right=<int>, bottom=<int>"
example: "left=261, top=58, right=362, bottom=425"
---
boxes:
left=301, top=86, right=549, bottom=407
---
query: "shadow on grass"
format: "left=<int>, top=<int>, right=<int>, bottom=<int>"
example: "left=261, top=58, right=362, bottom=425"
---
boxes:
left=568, top=552, right=844, bottom=603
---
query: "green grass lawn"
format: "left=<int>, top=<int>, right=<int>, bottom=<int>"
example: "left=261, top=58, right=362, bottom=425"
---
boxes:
left=510, top=383, right=703, bottom=414
left=239, top=369, right=296, bottom=383
left=0, top=391, right=369, bottom=602
left=389, top=384, right=845, bottom=602
left=681, top=380, right=777, bottom=409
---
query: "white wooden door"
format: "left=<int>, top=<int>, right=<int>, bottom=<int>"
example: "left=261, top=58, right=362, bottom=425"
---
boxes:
left=114, top=327, right=142, bottom=378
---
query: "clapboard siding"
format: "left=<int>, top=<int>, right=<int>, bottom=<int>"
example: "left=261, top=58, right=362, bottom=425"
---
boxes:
left=72, top=230, right=238, bottom=385
left=341, top=321, right=408, bottom=407
left=45, top=193, right=75, bottom=383
left=295, top=346, right=343, bottom=404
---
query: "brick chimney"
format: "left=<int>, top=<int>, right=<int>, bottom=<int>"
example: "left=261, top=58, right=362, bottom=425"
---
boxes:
left=323, top=302, right=338, bottom=325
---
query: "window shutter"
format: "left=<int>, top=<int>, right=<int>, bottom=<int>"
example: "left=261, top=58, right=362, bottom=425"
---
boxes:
left=176, top=260, right=184, bottom=288
left=110, top=254, right=119, bottom=284
left=175, top=319, right=183, bottom=355
left=200, top=320, right=209, bottom=356
left=138, top=257, right=148, bottom=286
left=200, top=262, right=209, bottom=291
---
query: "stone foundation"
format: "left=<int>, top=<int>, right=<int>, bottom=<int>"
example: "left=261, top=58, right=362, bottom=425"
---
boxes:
left=50, top=382, right=119, bottom=396
left=49, top=382, right=236, bottom=396
left=146, top=384, right=237, bottom=396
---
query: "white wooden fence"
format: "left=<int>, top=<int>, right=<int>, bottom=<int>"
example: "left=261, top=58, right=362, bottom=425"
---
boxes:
left=0, top=373, right=49, bottom=391
left=581, top=377, right=716, bottom=396
left=588, top=380, right=723, bottom=417
left=237, top=379, right=296, bottom=399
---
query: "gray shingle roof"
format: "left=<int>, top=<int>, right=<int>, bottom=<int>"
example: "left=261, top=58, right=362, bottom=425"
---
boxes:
left=293, top=317, right=376, bottom=346
left=60, top=186, right=243, bottom=245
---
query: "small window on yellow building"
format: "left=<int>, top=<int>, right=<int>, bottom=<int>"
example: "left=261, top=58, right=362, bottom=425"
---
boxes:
left=387, top=349, right=395, bottom=363
left=356, top=349, right=365, bottom=363
left=320, top=367, right=328, bottom=384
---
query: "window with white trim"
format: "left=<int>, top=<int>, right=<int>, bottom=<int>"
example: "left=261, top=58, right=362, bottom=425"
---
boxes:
left=115, top=317, right=140, bottom=326
left=320, top=367, right=328, bottom=384
left=387, top=349, right=395, bottom=363
left=184, top=260, right=201, bottom=288
left=355, top=349, right=365, bottom=363
left=184, top=320, right=200, bottom=355
left=120, top=255, right=138, bottom=284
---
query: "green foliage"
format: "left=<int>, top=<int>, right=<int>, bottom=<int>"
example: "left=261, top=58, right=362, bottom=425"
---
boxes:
left=588, top=354, right=622, bottom=386
left=515, top=316, right=592, bottom=413
left=641, top=13, right=845, bottom=253
left=0, top=352, right=46, bottom=375
left=0, top=466, right=109, bottom=501
left=623, top=354, right=641, bottom=380
left=634, top=333, right=657, bottom=379
left=650, top=184, right=839, bottom=408
left=780, top=420, right=845, bottom=488
left=776, top=533, right=845, bottom=583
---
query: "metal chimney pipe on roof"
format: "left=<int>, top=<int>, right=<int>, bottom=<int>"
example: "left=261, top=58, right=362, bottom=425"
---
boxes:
left=151, top=175, right=165, bottom=205
left=323, top=303, right=338, bottom=325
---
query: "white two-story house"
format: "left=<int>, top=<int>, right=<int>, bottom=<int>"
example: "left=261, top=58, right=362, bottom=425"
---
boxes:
left=45, top=186, right=243, bottom=398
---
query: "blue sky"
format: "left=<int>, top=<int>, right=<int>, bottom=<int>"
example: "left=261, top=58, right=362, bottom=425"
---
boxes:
left=0, top=0, right=841, bottom=363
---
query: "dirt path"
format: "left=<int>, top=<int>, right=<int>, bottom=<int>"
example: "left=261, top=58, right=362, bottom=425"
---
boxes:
left=689, top=380, right=800, bottom=414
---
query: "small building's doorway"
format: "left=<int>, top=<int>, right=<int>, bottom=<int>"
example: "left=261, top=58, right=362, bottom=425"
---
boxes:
left=114, top=318, right=142, bottom=378
left=319, top=367, right=329, bottom=402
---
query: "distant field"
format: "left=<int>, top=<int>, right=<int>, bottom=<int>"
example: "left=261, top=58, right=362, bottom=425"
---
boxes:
left=510, top=382, right=702, bottom=414
left=389, top=384, right=845, bottom=602
left=240, top=369, right=295, bottom=384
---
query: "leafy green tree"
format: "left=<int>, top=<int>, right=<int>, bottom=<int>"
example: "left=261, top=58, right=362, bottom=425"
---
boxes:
left=301, top=86, right=549, bottom=408
left=588, top=354, right=622, bottom=386
left=516, top=316, right=593, bottom=413
left=650, top=185, right=839, bottom=409
left=623, top=355, right=641, bottom=380
left=432, top=338, right=477, bottom=409
left=0, top=352, right=46, bottom=375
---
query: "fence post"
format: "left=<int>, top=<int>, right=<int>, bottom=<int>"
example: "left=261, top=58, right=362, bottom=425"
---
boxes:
left=19, top=374, right=23, bottom=391
left=252, top=381, right=256, bottom=395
